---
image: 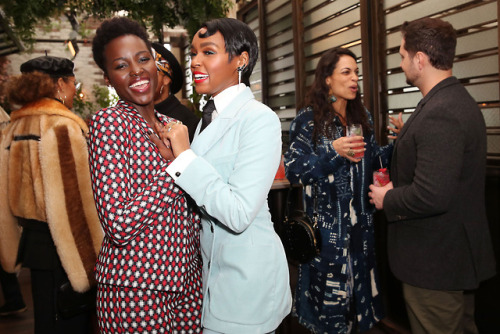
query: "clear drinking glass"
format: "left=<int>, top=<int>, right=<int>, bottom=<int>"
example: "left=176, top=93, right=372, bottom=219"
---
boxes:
left=346, top=123, right=364, bottom=158
left=373, top=168, right=390, bottom=186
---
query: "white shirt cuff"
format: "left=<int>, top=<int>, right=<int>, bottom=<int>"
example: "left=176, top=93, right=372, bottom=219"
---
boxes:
left=166, top=149, right=197, bottom=181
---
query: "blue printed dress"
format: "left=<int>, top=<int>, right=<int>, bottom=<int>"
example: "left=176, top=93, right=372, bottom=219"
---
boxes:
left=284, top=107, right=392, bottom=333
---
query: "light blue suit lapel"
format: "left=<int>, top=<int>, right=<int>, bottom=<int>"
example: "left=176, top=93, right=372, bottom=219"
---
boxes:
left=191, top=87, right=254, bottom=155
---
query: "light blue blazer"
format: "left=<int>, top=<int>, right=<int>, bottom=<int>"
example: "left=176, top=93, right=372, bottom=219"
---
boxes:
left=174, top=87, right=292, bottom=333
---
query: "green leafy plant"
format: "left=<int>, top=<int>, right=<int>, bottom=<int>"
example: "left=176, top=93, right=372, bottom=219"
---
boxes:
left=72, top=84, right=118, bottom=121
left=0, top=0, right=233, bottom=45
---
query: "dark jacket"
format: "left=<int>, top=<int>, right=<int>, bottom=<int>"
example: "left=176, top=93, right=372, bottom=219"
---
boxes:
left=155, top=95, right=200, bottom=142
left=384, top=76, right=496, bottom=290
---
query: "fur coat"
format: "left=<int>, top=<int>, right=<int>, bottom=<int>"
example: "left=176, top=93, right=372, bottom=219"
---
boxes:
left=0, top=98, right=103, bottom=292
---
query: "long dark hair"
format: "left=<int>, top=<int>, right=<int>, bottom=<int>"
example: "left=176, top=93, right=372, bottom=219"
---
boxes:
left=306, top=47, right=370, bottom=143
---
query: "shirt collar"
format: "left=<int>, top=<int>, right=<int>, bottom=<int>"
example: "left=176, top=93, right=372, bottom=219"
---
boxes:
left=212, top=83, right=246, bottom=118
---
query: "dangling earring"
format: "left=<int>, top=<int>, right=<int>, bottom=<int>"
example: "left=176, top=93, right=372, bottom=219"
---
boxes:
left=56, top=90, right=64, bottom=105
left=237, top=66, right=244, bottom=85
left=329, top=95, right=337, bottom=103
left=62, top=95, right=66, bottom=106
left=159, top=85, right=164, bottom=96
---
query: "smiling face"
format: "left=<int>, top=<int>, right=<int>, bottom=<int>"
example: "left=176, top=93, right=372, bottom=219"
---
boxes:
left=325, top=55, right=359, bottom=102
left=190, top=29, right=241, bottom=97
left=103, top=34, right=157, bottom=113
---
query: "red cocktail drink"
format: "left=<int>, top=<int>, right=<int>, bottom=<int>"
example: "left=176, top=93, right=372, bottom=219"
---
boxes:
left=346, top=124, right=364, bottom=158
left=373, top=168, right=390, bottom=186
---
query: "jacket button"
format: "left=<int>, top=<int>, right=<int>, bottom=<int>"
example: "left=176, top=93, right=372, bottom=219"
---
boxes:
left=175, top=171, right=181, bottom=177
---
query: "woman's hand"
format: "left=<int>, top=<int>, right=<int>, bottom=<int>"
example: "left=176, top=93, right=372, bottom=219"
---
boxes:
left=147, top=129, right=175, bottom=161
left=154, top=121, right=191, bottom=158
left=332, top=135, right=365, bottom=163
left=387, top=112, right=404, bottom=140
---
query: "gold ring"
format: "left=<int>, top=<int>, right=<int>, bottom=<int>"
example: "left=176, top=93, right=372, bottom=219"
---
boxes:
left=348, top=149, right=355, bottom=157
left=176, top=120, right=182, bottom=124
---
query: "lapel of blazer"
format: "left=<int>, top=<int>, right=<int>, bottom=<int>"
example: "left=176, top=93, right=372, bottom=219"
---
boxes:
left=391, top=76, right=457, bottom=178
left=191, top=87, right=254, bottom=156
left=392, top=100, right=421, bottom=175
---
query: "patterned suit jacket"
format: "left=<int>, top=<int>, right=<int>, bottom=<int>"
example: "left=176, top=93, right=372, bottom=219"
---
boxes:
left=87, top=100, right=202, bottom=292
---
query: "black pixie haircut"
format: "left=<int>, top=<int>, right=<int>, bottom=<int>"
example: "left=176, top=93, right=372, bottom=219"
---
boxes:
left=92, top=17, right=152, bottom=73
left=198, top=18, right=258, bottom=86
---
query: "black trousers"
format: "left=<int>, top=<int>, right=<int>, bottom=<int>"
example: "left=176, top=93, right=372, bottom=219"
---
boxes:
left=18, top=218, right=95, bottom=334
left=0, top=264, right=24, bottom=306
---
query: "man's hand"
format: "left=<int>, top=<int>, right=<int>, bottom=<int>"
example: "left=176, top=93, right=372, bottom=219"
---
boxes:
left=368, top=181, right=394, bottom=210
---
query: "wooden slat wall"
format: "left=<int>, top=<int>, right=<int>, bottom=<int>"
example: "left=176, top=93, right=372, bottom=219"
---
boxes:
left=235, top=0, right=499, bottom=163
left=260, top=0, right=296, bottom=131
left=241, top=0, right=364, bottom=132
left=382, top=0, right=499, bottom=161
left=241, top=5, right=263, bottom=102
left=303, top=0, right=363, bottom=89
left=286, top=0, right=364, bottom=132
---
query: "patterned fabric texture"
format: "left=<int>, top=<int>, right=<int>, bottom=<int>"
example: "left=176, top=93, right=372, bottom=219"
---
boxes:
left=96, top=278, right=202, bottom=333
left=284, top=106, right=392, bottom=333
left=88, top=100, right=202, bottom=332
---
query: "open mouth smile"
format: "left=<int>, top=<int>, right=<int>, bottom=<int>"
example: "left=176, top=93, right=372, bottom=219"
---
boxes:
left=193, top=72, right=209, bottom=83
left=129, top=80, right=150, bottom=92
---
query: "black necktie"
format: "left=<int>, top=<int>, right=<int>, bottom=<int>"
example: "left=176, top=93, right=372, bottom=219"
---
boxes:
left=200, top=100, right=215, bottom=133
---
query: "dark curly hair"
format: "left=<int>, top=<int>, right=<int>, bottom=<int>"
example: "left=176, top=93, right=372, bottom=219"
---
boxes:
left=198, top=18, right=258, bottom=86
left=92, top=17, right=152, bottom=74
left=7, top=72, right=69, bottom=105
left=307, top=47, right=370, bottom=143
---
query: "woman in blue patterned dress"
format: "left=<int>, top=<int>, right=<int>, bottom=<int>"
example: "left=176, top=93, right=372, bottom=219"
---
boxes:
left=284, top=47, right=401, bottom=333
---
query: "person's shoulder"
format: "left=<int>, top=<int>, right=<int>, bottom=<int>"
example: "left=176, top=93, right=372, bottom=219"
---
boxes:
left=244, top=98, right=278, bottom=119
left=288, top=106, right=313, bottom=133
left=292, top=106, right=313, bottom=125
left=94, top=101, right=130, bottom=118
left=296, top=106, right=313, bottom=118
left=89, top=103, right=130, bottom=129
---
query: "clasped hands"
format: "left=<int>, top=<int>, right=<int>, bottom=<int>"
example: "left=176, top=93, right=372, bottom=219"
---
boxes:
left=147, top=121, right=191, bottom=161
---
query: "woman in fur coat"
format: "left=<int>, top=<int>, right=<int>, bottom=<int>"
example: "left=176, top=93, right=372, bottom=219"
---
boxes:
left=0, top=56, right=103, bottom=333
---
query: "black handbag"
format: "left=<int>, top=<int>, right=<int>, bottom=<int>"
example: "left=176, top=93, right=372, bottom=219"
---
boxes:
left=280, top=184, right=321, bottom=263
left=57, top=281, right=96, bottom=319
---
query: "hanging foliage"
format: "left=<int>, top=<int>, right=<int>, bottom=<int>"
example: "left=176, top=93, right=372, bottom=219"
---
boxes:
left=0, top=0, right=233, bottom=44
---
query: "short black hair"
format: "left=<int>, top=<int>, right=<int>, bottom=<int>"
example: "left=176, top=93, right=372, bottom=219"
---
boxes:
left=92, top=17, right=152, bottom=73
left=198, top=18, right=258, bottom=86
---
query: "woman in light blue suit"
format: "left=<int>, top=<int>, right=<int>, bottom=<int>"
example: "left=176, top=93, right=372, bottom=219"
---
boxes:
left=152, top=18, right=292, bottom=334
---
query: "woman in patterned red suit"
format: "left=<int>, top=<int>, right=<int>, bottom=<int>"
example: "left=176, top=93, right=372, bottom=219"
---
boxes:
left=88, top=17, right=202, bottom=333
